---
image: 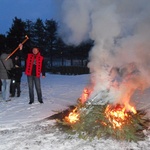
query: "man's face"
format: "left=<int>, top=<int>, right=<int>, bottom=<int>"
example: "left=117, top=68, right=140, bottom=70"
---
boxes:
left=32, top=48, right=39, bottom=55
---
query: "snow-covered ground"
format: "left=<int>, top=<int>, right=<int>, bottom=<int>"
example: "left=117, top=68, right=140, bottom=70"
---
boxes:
left=0, top=73, right=149, bottom=150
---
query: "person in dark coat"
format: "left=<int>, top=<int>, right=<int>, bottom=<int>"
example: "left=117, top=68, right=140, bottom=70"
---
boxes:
left=10, top=56, right=22, bottom=97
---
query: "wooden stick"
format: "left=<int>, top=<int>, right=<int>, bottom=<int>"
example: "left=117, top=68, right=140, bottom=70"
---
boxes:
left=5, top=35, right=29, bottom=61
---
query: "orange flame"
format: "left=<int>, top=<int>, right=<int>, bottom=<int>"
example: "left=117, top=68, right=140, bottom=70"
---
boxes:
left=80, top=87, right=92, bottom=104
left=64, top=108, right=79, bottom=124
left=105, top=104, right=136, bottom=129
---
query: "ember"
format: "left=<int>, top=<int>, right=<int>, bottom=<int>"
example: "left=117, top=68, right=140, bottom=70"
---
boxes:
left=105, top=104, right=137, bottom=129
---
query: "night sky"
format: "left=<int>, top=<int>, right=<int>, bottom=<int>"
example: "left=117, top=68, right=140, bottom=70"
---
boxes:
left=0, top=0, right=61, bottom=34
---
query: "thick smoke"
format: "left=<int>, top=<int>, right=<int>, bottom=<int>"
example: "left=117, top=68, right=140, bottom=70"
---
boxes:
left=58, top=0, right=150, bottom=105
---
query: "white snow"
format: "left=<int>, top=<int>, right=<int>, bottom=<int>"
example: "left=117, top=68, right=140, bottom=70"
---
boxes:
left=0, top=73, right=149, bottom=150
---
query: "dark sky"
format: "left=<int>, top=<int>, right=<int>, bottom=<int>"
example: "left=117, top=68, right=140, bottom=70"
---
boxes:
left=0, top=0, right=61, bottom=34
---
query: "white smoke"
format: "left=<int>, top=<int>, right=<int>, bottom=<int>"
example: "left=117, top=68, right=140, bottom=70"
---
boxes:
left=58, top=0, right=150, bottom=104
left=58, top=0, right=92, bottom=45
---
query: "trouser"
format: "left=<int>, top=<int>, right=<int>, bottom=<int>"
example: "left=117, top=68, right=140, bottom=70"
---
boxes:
left=1, top=79, right=11, bottom=101
left=27, top=76, right=43, bottom=103
left=11, top=81, right=21, bottom=96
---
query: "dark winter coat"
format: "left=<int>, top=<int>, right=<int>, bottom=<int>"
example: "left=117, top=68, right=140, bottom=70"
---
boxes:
left=11, top=57, right=22, bottom=82
left=11, top=67, right=22, bottom=82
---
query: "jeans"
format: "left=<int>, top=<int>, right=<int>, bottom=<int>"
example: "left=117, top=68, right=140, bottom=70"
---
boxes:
left=1, top=79, right=11, bottom=101
left=27, top=76, right=43, bottom=103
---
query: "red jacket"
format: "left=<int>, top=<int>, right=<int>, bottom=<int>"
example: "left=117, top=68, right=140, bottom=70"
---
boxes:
left=25, top=52, right=44, bottom=77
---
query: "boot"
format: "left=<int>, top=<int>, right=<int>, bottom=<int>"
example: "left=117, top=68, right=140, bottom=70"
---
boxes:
left=17, top=91, right=21, bottom=97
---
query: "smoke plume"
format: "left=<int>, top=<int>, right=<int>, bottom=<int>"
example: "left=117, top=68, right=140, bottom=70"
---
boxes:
left=58, top=0, right=150, bottom=105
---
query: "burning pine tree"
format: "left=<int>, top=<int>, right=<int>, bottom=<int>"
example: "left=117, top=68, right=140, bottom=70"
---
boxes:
left=53, top=63, right=150, bottom=142
left=55, top=101, right=149, bottom=142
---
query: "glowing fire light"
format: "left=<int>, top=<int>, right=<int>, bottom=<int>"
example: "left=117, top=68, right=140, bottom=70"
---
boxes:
left=80, top=87, right=91, bottom=104
left=65, top=108, right=79, bottom=124
left=105, top=104, right=137, bottom=129
left=125, top=103, right=137, bottom=114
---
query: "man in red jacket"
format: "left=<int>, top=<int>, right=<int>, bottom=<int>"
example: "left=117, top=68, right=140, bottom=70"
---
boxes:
left=20, top=44, right=45, bottom=104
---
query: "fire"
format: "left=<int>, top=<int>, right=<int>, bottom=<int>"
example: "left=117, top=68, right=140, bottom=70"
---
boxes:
left=125, top=103, right=137, bottom=114
left=80, top=87, right=91, bottom=104
left=64, top=108, right=80, bottom=124
left=105, top=104, right=137, bottom=129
